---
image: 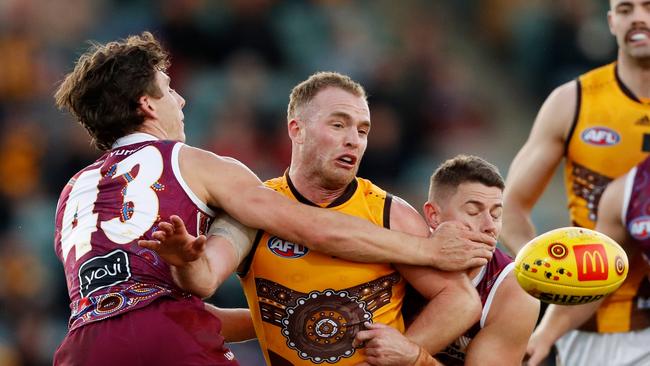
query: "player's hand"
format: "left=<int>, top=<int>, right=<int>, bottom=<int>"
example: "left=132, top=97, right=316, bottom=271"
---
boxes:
left=138, top=215, right=207, bottom=267
left=524, top=328, right=553, bottom=366
left=352, top=322, right=420, bottom=366
left=427, top=221, right=496, bottom=271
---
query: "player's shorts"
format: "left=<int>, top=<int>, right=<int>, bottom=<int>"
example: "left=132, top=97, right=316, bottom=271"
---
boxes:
left=53, top=295, right=238, bottom=366
left=555, top=328, right=650, bottom=366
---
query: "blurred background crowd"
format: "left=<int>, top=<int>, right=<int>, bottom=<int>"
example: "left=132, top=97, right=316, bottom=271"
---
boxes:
left=0, top=0, right=616, bottom=364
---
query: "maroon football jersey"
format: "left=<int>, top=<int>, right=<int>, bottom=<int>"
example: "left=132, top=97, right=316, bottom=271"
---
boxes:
left=54, top=133, right=215, bottom=330
left=625, top=156, right=650, bottom=260
left=435, top=248, right=514, bottom=365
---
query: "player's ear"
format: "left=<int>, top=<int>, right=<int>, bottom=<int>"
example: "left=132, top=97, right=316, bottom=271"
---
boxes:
left=607, top=10, right=614, bottom=36
left=138, top=95, right=157, bottom=119
left=288, top=118, right=305, bottom=144
left=423, top=201, right=441, bottom=230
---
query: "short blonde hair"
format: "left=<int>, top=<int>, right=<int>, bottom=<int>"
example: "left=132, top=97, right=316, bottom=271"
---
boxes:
left=429, top=155, right=505, bottom=203
left=287, top=71, right=367, bottom=121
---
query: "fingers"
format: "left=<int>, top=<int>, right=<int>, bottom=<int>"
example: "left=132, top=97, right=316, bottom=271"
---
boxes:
left=465, top=257, right=489, bottom=269
left=463, top=230, right=497, bottom=246
left=192, top=235, right=207, bottom=251
left=138, top=239, right=160, bottom=250
left=170, top=215, right=188, bottom=234
left=158, top=221, right=174, bottom=236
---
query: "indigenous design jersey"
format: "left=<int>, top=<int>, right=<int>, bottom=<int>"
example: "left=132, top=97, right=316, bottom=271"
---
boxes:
left=435, top=249, right=514, bottom=365
left=625, top=157, right=650, bottom=260
left=619, top=157, right=650, bottom=332
left=565, top=62, right=650, bottom=332
left=238, top=174, right=403, bottom=365
left=54, top=134, right=215, bottom=331
left=565, top=62, right=650, bottom=229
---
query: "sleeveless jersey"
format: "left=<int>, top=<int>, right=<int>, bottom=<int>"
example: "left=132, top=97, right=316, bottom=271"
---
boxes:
left=238, top=174, right=404, bottom=365
left=565, top=62, right=650, bottom=332
left=54, top=134, right=215, bottom=331
left=435, top=249, right=514, bottom=365
left=625, top=157, right=650, bottom=260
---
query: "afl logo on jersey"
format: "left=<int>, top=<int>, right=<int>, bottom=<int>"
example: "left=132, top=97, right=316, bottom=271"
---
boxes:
left=629, top=216, right=650, bottom=240
left=267, top=236, right=309, bottom=258
left=581, top=127, right=620, bottom=146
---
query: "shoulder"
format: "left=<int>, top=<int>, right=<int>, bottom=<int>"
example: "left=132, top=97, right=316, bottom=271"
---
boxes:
left=486, top=270, right=539, bottom=326
left=389, top=195, right=430, bottom=237
left=530, top=80, right=579, bottom=141
left=179, top=144, right=252, bottom=173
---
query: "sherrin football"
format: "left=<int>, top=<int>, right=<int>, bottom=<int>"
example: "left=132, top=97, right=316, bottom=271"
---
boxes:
left=514, top=227, right=628, bottom=305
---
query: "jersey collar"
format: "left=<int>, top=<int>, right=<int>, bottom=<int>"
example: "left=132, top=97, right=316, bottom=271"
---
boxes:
left=112, top=133, right=159, bottom=148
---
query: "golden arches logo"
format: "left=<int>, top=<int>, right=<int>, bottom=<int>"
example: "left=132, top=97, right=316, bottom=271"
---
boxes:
left=573, top=244, right=608, bottom=281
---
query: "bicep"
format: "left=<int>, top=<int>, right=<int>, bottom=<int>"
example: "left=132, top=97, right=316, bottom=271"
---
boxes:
left=504, top=81, right=577, bottom=210
left=596, top=175, right=628, bottom=245
left=465, top=275, right=539, bottom=365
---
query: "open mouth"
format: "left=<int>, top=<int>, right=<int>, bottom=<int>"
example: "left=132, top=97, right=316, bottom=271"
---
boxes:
left=627, top=29, right=650, bottom=44
left=336, top=154, right=357, bottom=168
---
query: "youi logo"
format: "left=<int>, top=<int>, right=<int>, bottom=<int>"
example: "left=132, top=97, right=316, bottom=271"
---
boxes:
left=629, top=216, right=650, bottom=240
left=581, top=127, right=620, bottom=146
left=267, top=236, right=309, bottom=258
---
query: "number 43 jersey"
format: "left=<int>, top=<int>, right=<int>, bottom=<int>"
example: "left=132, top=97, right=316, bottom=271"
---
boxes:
left=54, top=133, right=215, bottom=331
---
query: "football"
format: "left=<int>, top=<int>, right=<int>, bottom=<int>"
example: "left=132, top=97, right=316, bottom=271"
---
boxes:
left=514, top=227, right=629, bottom=305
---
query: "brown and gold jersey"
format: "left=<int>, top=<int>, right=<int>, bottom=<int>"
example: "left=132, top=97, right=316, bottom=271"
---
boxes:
left=565, top=62, right=650, bottom=332
left=238, top=174, right=404, bottom=365
left=565, top=62, right=650, bottom=229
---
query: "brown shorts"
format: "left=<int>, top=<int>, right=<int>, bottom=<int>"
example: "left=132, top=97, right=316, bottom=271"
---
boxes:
left=54, top=296, right=238, bottom=365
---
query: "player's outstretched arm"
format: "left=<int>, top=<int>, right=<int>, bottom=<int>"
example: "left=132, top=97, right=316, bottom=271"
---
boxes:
left=204, top=303, right=256, bottom=343
left=464, top=273, right=539, bottom=366
left=501, top=81, right=577, bottom=255
left=181, top=146, right=495, bottom=269
left=139, top=213, right=254, bottom=297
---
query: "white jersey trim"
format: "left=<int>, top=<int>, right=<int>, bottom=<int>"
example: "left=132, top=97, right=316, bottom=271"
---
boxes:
left=480, top=262, right=515, bottom=328
left=112, top=133, right=158, bottom=148
left=621, top=166, right=637, bottom=225
left=471, top=265, right=487, bottom=287
left=171, top=143, right=216, bottom=216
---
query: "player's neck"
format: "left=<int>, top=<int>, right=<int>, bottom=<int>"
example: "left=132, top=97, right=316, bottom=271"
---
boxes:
left=617, top=54, right=650, bottom=99
left=467, top=266, right=482, bottom=281
left=287, top=167, right=348, bottom=206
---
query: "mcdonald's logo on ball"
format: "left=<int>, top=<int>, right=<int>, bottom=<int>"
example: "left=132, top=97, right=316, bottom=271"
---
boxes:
left=514, top=227, right=629, bottom=305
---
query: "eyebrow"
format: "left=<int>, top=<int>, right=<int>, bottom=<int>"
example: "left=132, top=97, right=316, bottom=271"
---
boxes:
left=330, top=111, right=371, bottom=128
left=464, top=200, right=503, bottom=209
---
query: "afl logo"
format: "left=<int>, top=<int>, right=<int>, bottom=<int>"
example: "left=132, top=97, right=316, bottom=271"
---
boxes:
left=267, top=236, right=309, bottom=258
left=629, top=216, right=650, bottom=240
left=580, top=127, right=620, bottom=146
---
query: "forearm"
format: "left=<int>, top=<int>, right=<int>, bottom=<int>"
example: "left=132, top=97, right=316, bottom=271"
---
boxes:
left=235, top=185, right=433, bottom=266
left=405, top=274, right=482, bottom=353
left=535, top=301, right=602, bottom=344
left=500, top=204, right=536, bottom=255
left=171, top=237, right=239, bottom=298
left=413, top=347, right=443, bottom=366
left=171, top=256, right=219, bottom=298
left=204, top=303, right=256, bottom=342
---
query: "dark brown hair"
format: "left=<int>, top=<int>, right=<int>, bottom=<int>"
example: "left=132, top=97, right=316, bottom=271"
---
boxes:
left=429, top=154, right=505, bottom=202
left=287, top=71, right=366, bottom=121
left=54, top=32, right=170, bottom=150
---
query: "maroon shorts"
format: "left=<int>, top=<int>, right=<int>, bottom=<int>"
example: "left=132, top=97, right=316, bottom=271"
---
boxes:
left=54, top=296, right=239, bottom=366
